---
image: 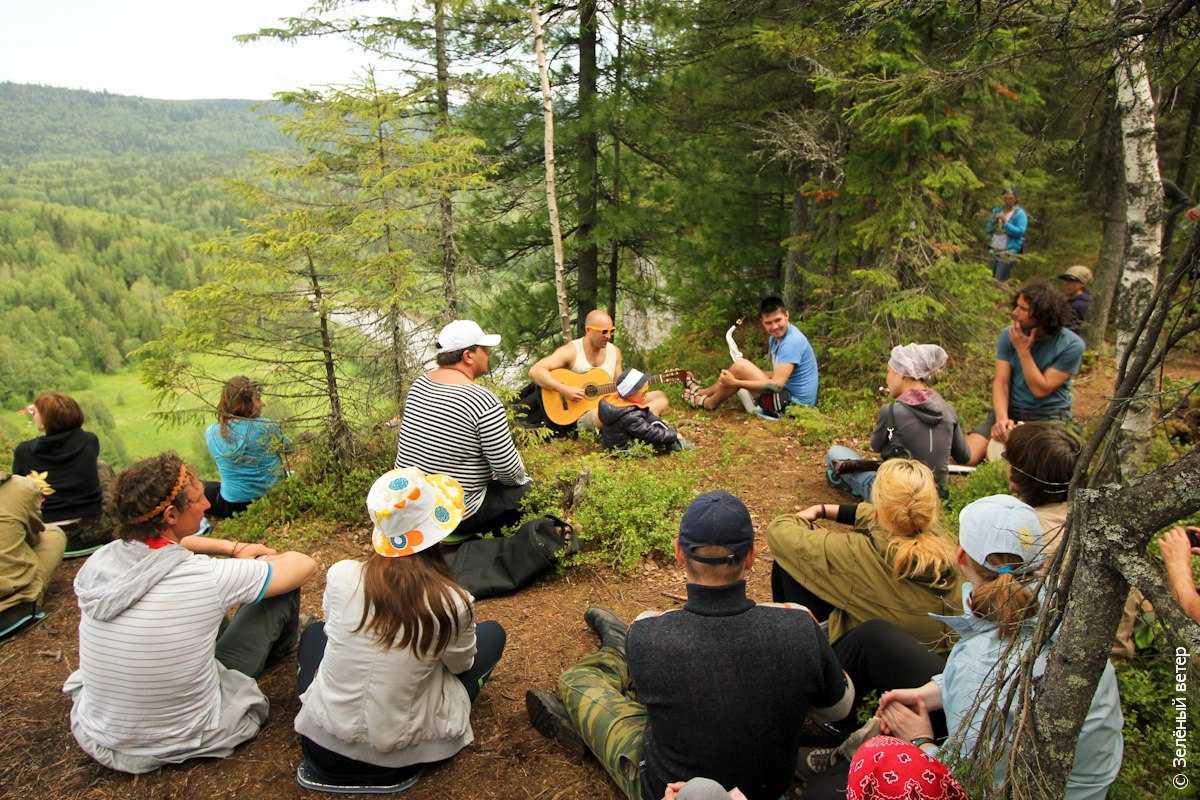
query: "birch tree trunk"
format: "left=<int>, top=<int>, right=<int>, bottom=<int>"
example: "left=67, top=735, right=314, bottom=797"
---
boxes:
left=1112, top=31, right=1163, bottom=478
left=530, top=2, right=571, bottom=342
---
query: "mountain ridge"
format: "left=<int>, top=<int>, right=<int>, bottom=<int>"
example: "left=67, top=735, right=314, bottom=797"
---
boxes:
left=0, top=81, right=291, bottom=164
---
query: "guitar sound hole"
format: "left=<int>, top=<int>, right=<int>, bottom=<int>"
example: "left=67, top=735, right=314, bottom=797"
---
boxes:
left=584, top=386, right=597, bottom=398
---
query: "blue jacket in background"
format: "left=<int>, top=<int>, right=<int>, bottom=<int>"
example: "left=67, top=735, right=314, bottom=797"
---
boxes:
left=987, top=205, right=1028, bottom=253
left=204, top=418, right=290, bottom=503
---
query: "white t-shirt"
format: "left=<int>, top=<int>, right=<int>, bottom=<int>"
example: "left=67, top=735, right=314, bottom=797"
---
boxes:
left=67, top=552, right=270, bottom=756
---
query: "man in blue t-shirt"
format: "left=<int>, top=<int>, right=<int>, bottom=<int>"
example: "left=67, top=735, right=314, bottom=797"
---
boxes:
left=965, top=281, right=1084, bottom=465
left=685, top=296, right=819, bottom=417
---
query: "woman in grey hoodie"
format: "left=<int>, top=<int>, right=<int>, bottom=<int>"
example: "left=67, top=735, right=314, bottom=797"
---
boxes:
left=826, top=344, right=970, bottom=499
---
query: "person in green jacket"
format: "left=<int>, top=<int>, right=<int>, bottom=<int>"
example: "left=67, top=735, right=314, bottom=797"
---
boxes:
left=766, top=458, right=962, bottom=654
left=0, top=471, right=66, bottom=638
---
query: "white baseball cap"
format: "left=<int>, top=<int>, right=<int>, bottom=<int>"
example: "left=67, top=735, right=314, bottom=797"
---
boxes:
left=959, top=495, right=1044, bottom=575
left=436, top=320, right=502, bottom=354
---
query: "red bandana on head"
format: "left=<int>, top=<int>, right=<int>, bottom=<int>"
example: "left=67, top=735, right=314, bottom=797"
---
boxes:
left=846, top=736, right=969, bottom=800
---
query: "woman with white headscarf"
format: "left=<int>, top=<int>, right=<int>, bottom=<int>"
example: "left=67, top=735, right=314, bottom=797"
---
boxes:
left=826, top=344, right=969, bottom=499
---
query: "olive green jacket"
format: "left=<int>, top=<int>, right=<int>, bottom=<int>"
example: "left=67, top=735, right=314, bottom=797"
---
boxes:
left=765, top=502, right=962, bottom=653
left=0, top=472, right=50, bottom=613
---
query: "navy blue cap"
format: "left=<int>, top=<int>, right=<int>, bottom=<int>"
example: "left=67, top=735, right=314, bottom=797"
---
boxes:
left=678, top=490, right=754, bottom=565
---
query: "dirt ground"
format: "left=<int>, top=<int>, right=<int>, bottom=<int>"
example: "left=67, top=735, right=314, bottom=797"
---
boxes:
left=4, top=351, right=1198, bottom=800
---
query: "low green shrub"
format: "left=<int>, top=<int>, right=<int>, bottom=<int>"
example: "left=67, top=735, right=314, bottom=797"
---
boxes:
left=1110, top=647, right=1200, bottom=799
left=518, top=451, right=698, bottom=573
left=944, top=458, right=1009, bottom=536
left=216, top=431, right=393, bottom=548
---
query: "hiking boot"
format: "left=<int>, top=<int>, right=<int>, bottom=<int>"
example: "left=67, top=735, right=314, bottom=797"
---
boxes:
left=795, top=716, right=880, bottom=782
left=526, top=689, right=587, bottom=758
left=584, top=606, right=628, bottom=655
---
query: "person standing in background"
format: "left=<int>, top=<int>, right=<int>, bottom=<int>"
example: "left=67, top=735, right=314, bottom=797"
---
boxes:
left=987, top=187, right=1027, bottom=282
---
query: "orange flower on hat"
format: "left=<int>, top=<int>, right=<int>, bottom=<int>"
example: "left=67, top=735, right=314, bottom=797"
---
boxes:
left=386, top=529, right=425, bottom=557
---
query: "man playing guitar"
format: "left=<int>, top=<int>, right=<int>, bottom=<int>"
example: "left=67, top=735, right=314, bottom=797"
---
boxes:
left=530, top=309, right=669, bottom=428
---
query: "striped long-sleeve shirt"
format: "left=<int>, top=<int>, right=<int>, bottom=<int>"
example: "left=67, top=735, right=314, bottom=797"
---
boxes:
left=394, top=375, right=529, bottom=517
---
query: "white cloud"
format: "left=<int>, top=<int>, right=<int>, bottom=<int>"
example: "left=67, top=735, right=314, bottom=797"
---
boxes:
left=0, top=0, right=412, bottom=100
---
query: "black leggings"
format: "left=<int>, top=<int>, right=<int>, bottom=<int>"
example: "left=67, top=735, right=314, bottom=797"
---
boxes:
left=770, top=562, right=836, bottom=621
left=296, top=619, right=507, bottom=783
left=203, top=481, right=251, bottom=519
left=802, top=619, right=948, bottom=800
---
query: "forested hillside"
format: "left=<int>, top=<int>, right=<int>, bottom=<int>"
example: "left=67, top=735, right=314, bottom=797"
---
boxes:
left=0, top=83, right=291, bottom=464
left=0, top=197, right=201, bottom=404
left=0, top=82, right=289, bottom=163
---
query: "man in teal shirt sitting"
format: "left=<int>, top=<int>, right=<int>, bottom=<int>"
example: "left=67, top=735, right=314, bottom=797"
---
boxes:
left=686, top=296, right=818, bottom=417
left=965, top=280, right=1083, bottom=465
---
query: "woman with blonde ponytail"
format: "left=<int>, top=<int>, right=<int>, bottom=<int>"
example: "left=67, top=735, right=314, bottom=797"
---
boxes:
left=766, top=458, right=961, bottom=654
left=802, top=496, right=1123, bottom=799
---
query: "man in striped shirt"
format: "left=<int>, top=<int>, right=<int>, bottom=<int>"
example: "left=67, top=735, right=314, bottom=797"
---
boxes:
left=394, top=320, right=531, bottom=541
left=64, top=452, right=319, bottom=773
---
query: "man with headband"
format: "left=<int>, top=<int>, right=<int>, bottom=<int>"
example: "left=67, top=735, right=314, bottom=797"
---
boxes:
left=64, top=452, right=318, bottom=773
left=526, top=490, right=851, bottom=800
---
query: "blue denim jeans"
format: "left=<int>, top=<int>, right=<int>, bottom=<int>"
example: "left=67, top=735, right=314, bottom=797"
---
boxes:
left=825, top=444, right=875, bottom=500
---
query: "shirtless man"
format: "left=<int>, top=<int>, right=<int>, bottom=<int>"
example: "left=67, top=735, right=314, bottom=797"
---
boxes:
left=530, top=309, right=669, bottom=427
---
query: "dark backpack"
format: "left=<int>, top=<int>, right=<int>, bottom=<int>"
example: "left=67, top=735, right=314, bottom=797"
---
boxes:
left=879, top=403, right=914, bottom=461
left=450, top=516, right=576, bottom=599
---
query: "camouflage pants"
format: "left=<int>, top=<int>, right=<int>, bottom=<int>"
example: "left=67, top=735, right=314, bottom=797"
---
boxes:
left=558, top=646, right=646, bottom=800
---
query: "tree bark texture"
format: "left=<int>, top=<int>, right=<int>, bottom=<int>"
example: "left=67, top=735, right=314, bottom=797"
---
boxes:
left=304, top=248, right=353, bottom=465
left=575, top=0, right=599, bottom=335
left=1112, top=34, right=1163, bottom=477
left=784, top=177, right=809, bottom=311
left=435, top=0, right=458, bottom=319
left=1088, top=115, right=1125, bottom=347
left=607, top=0, right=624, bottom=323
left=1030, top=446, right=1200, bottom=797
left=530, top=2, right=572, bottom=342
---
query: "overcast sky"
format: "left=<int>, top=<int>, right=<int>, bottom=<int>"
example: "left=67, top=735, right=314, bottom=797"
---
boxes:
left=0, top=1, right=409, bottom=100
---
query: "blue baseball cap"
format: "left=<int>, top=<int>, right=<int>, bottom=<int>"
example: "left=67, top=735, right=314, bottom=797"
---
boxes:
left=678, top=490, right=755, bottom=565
left=959, top=495, right=1043, bottom=575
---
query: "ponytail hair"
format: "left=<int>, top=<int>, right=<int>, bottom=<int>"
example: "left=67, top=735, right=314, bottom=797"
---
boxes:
left=216, top=376, right=262, bottom=439
left=870, top=459, right=955, bottom=580
left=966, top=552, right=1039, bottom=637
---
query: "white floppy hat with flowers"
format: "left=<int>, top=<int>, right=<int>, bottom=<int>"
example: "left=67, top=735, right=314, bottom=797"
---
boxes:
left=367, top=467, right=465, bottom=557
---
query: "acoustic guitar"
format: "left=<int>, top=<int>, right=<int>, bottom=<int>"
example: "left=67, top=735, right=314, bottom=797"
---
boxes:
left=540, top=368, right=687, bottom=426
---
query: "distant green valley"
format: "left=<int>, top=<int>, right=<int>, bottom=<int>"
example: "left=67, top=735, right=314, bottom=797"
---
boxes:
left=0, top=82, right=292, bottom=471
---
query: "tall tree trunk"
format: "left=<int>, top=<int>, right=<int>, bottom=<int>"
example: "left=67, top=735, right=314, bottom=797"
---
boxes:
left=1021, top=226, right=1200, bottom=800
left=304, top=249, right=353, bottom=465
left=783, top=175, right=809, bottom=311
left=1161, top=77, right=1200, bottom=267
left=607, top=0, right=624, bottom=322
left=575, top=0, right=599, bottom=335
left=435, top=0, right=458, bottom=318
left=368, top=74, right=408, bottom=412
left=1088, top=115, right=1125, bottom=346
left=530, top=2, right=571, bottom=341
left=1112, top=34, right=1164, bottom=478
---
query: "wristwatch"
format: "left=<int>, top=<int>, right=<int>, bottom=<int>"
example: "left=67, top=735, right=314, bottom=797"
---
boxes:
left=910, top=736, right=937, bottom=752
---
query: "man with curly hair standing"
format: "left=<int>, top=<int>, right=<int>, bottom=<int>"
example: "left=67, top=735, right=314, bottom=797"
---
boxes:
left=965, top=280, right=1084, bottom=465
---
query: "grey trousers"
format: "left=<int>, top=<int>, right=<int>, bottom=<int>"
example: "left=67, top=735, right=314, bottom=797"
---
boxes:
left=215, top=588, right=301, bottom=678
